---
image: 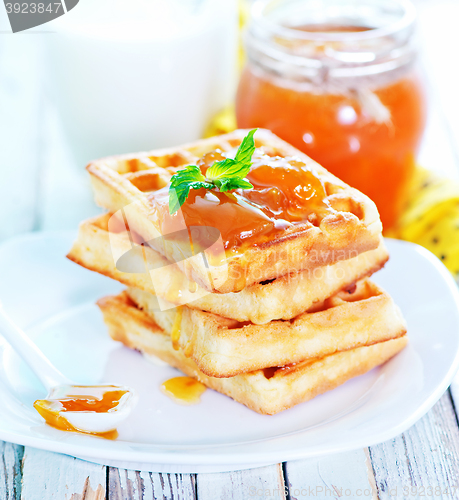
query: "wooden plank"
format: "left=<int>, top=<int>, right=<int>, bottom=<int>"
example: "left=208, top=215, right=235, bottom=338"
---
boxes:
left=284, top=393, right=459, bottom=500
left=448, top=377, right=459, bottom=416
left=0, top=441, right=24, bottom=500
left=284, top=449, right=378, bottom=499
left=108, top=468, right=196, bottom=500
left=20, top=447, right=106, bottom=500
left=197, top=464, right=286, bottom=500
left=369, top=391, right=459, bottom=499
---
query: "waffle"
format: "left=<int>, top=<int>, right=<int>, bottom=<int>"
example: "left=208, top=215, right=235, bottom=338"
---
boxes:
left=97, top=292, right=407, bottom=415
left=126, top=279, right=406, bottom=377
left=67, top=214, right=388, bottom=324
left=86, top=129, right=383, bottom=293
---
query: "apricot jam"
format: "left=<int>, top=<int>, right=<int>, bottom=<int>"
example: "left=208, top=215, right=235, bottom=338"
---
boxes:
left=148, top=152, right=333, bottom=255
left=34, top=387, right=127, bottom=439
left=236, top=0, right=426, bottom=230
left=161, top=376, right=207, bottom=405
left=237, top=69, right=425, bottom=230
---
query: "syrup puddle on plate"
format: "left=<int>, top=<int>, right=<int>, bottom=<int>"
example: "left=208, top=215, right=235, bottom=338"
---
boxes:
left=161, top=376, right=207, bottom=405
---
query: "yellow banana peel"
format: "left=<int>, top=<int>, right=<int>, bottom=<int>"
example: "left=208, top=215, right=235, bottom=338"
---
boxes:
left=394, top=167, right=459, bottom=276
left=203, top=105, right=237, bottom=139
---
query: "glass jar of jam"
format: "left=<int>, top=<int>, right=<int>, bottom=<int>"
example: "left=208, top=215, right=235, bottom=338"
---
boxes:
left=236, top=0, right=426, bottom=230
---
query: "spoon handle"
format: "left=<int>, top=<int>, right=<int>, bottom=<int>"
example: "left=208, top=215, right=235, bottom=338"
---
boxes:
left=0, top=308, right=72, bottom=390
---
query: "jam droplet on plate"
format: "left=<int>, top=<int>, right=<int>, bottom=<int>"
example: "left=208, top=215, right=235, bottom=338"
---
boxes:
left=161, top=376, right=207, bottom=405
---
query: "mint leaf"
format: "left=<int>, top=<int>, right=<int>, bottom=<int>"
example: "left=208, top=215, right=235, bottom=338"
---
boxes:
left=206, top=129, right=257, bottom=181
left=168, top=183, right=189, bottom=216
left=234, top=129, right=257, bottom=166
left=206, top=158, right=246, bottom=181
left=168, top=129, right=257, bottom=215
left=215, top=177, right=254, bottom=192
left=169, top=180, right=214, bottom=215
left=169, top=165, right=213, bottom=214
left=170, top=164, right=206, bottom=187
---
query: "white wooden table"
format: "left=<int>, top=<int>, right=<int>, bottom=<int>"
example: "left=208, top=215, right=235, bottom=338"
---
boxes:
left=1, top=1, right=459, bottom=498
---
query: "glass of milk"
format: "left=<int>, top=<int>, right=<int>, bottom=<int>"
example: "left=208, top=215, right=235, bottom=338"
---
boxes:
left=44, top=0, right=238, bottom=166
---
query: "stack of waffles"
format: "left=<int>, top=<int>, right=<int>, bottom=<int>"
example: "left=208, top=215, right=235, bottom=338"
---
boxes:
left=67, top=129, right=407, bottom=415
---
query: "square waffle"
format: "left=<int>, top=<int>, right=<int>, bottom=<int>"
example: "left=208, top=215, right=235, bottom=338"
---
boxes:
left=125, top=279, right=407, bottom=378
left=97, top=291, right=407, bottom=415
left=86, top=129, right=383, bottom=293
left=67, top=214, right=389, bottom=324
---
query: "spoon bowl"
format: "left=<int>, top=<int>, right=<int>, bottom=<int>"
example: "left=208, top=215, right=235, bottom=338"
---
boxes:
left=34, top=384, right=137, bottom=434
left=0, top=306, right=137, bottom=435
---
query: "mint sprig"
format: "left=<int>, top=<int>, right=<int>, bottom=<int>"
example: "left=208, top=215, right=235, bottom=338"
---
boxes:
left=168, top=129, right=257, bottom=215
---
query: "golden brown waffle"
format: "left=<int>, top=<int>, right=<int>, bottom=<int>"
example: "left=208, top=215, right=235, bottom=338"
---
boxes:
left=97, top=292, right=407, bottom=415
left=67, top=214, right=389, bottom=324
left=126, top=279, right=406, bottom=377
left=86, top=129, right=383, bottom=293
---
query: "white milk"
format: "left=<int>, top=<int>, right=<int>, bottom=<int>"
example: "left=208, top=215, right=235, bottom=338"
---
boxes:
left=44, top=0, right=238, bottom=166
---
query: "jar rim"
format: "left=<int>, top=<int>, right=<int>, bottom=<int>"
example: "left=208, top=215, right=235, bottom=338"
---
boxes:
left=251, top=0, right=417, bottom=43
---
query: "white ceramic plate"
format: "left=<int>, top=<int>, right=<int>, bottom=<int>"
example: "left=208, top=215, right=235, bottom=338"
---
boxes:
left=0, top=232, right=458, bottom=473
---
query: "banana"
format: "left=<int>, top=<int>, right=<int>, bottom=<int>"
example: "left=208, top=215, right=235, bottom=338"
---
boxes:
left=203, top=106, right=237, bottom=138
left=395, top=167, right=459, bottom=277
